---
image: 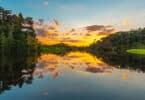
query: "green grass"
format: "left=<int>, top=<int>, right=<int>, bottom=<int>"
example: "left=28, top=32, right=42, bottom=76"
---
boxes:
left=127, top=49, right=145, bottom=55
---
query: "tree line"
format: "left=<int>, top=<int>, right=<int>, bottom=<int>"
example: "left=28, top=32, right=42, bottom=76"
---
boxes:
left=0, top=6, right=40, bottom=56
left=89, top=28, right=145, bottom=55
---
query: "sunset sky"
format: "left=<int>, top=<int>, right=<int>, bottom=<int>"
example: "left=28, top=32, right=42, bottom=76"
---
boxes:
left=1, top=0, right=145, bottom=46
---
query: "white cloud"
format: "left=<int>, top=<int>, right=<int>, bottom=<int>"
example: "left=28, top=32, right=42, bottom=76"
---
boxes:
left=43, top=1, right=49, bottom=6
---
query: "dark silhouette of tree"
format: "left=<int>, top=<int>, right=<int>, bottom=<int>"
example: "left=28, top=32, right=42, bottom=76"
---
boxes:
left=0, top=6, right=40, bottom=56
left=89, top=28, right=145, bottom=55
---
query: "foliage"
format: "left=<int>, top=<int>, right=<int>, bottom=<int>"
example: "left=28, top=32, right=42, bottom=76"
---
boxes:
left=0, top=6, right=40, bottom=56
left=40, top=43, right=72, bottom=55
left=89, top=28, right=145, bottom=55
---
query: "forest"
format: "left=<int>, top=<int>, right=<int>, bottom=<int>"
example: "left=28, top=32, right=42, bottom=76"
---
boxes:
left=0, top=7, right=40, bottom=56
left=89, top=28, right=145, bottom=55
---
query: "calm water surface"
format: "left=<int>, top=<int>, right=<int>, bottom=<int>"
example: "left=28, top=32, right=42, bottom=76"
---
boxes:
left=0, top=52, right=145, bottom=100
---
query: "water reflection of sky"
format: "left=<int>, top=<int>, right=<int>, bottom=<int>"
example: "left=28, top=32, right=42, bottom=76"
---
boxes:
left=34, top=52, right=135, bottom=80
left=34, top=52, right=115, bottom=79
left=1, top=52, right=145, bottom=100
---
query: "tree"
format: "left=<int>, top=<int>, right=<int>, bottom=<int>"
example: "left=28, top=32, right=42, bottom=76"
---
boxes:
left=0, top=6, right=40, bottom=56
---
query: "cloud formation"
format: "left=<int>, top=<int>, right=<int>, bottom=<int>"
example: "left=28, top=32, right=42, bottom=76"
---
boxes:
left=34, top=20, right=116, bottom=46
left=85, top=25, right=114, bottom=32
left=33, top=19, right=60, bottom=37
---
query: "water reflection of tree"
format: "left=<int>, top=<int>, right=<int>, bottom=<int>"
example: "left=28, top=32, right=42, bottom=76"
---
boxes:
left=0, top=55, right=37, bottom=94
left=93, top=52, right=145, bottom=73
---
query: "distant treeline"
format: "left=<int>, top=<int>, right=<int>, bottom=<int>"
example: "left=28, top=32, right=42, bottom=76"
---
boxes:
left=40, top=43, right=72, bottom=55
left=0, top=7, right=40, bottom=56
left=89, top=28, right=145, bottom=55
left=40, top=43, right=87, bottom=55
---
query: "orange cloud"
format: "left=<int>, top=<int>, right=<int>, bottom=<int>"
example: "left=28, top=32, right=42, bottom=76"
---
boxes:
left=34, top=20, right=116, bottom=47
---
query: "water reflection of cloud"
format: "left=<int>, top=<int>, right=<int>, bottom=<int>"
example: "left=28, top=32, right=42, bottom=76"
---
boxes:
left=34, top=52, right=115, bottom=78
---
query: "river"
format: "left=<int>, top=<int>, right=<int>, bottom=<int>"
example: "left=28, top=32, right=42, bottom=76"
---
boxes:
left=0, top=51, right=145, bottom=100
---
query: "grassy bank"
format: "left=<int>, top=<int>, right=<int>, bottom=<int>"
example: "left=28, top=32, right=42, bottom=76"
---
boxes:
left=127, top=49, right=145, bottom=55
